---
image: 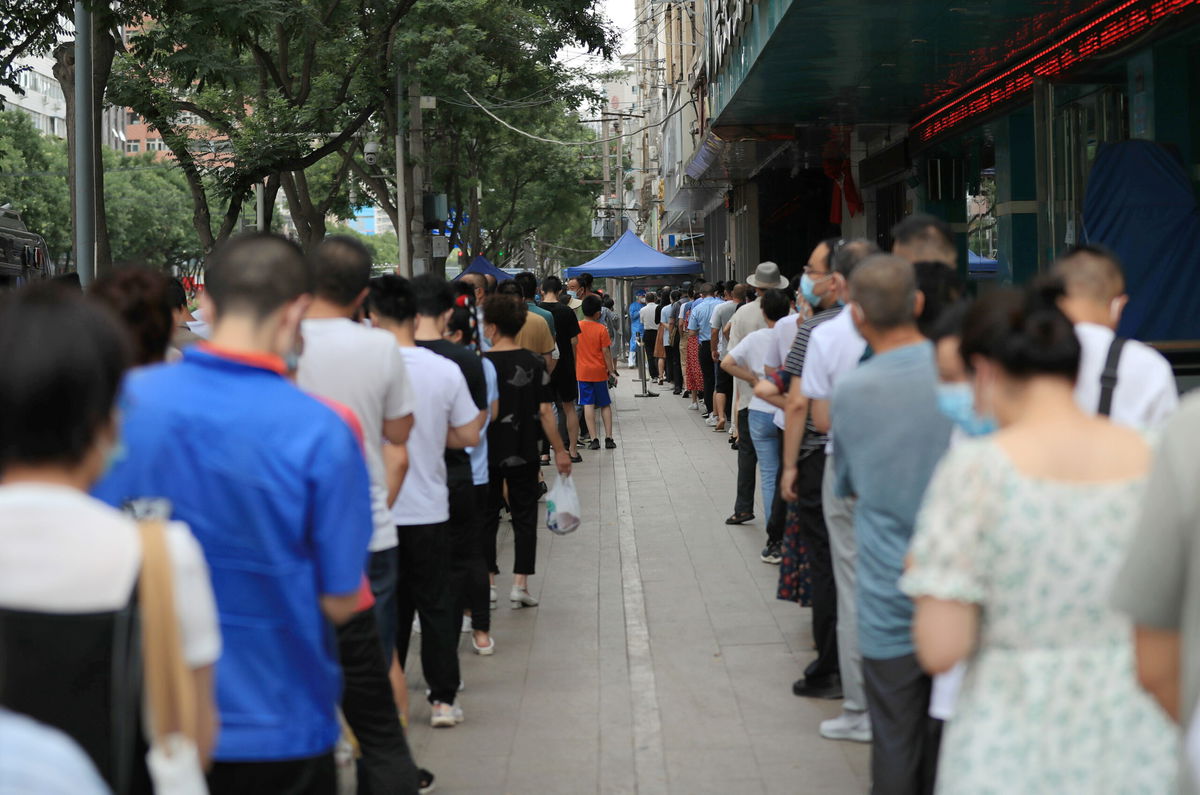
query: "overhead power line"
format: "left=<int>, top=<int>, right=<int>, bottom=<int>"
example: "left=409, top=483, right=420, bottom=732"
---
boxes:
left=462, top=90, right=691, bottom=146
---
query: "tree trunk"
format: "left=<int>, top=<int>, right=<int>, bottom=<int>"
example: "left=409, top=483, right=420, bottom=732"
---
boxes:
left=53, top=17, right=117, bottom=278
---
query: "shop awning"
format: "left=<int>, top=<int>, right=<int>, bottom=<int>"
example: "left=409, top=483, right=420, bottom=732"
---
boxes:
left=563, top=229, right=703, bottom=279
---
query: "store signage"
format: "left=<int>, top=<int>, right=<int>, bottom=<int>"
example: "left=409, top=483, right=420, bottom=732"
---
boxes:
left=709, top=0, right=756, bottom=74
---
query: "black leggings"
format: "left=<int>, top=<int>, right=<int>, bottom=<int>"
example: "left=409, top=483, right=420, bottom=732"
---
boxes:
left=458, top=482, right=493, bottom=632
left=483, top=463, right=541, bottom=575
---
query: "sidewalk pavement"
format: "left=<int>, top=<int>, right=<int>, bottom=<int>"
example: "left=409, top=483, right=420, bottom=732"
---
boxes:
left=403, top=376, right=870, bottom=794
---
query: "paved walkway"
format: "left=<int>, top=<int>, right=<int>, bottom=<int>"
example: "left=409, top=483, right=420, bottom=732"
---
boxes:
left=404, top=379, right=870, bottom=794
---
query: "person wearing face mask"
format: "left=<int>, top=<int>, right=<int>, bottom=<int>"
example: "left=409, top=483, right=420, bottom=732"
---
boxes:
left=95, top=234, right=377, bottom=793
left=931, top=301, right=997, bottom=440
left=828, top=254, right=952, bottom=794
left=901, top=283, right=1177, bottom=794
left=1053, top=244, right=1177, bottom=429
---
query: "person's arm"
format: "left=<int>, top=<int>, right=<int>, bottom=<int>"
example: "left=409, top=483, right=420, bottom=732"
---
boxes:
left=540, top=402, right=572, bottom=475
left=192, top=664, right=217, bottom=767
left=383, top=442, right=408, bottom=505
left=447, top=411, right=485, bottom=449
left=753, top=377, right=787, bottom=408
left=603, top=347, right=617, bottom=381
left=720, top=352, right=758, bottom=387
left=313, top=421, right=376, bottom=625
left=1134, top=626, right=1182, bottom=721
left=810, top=398, right=832, bottom=434
left=780, top=378, right=809, bottom=501
left=320, top=594, right=360, bottom=625
left=912, top=598, right=980, bottom=674
left=382, top=346, right=415, bottom=445
left=382, top=414, right=413, bottom=445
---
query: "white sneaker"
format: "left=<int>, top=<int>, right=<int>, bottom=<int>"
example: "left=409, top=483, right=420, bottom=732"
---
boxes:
left=705, top=415, right=718, bottom=426
left=451, top=703, right=465, bottom=724
left=472, top=634, right=495, bottom=656
left=489, top=586, right=497, bottom=606
left=820, top=711, right=872, bottom=743
left=688, top=401, right=700, bottom=411
left=430, top=702, right=456, bottom=728
left=461, top=615, right=472, bottom=633
left=510, top=587, right=539, bottom=608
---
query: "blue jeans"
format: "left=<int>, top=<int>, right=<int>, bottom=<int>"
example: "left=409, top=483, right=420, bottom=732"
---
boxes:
left=748, top=409, right=781, bottom=520
left=367, top=548, right=398, bottom=667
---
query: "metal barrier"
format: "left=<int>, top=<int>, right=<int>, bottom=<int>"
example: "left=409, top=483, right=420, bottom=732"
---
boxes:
left=633, top=334, right=658, bottom=399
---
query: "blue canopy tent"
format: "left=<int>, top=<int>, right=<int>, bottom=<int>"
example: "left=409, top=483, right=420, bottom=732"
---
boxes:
left=563, top=229, right=702, bottom=279
left=453, top=254, right=513, bottom=282
left=967, top=249, right=998, bottom=278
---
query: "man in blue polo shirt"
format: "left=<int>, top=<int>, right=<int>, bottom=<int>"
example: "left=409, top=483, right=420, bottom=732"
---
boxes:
left=95, top=234, right=374, bottom=794
left=687, top=282, right=720, bottom=415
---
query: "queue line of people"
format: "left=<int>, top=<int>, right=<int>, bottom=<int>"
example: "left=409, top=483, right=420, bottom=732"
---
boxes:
left=687, top=214, right=1193, bottom=793
left=0, top=235, right=628, bottom=795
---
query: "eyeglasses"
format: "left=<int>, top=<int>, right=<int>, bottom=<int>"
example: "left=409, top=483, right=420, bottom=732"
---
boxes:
left=802, top=266, right=831, bottom=277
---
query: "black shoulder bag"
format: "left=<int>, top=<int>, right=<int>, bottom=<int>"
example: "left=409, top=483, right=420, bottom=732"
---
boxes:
left=1098, top=336, right=1127, bottom=417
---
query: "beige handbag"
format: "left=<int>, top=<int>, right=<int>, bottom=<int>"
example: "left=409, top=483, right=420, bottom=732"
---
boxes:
left=138, top=520, right=209, bottom=795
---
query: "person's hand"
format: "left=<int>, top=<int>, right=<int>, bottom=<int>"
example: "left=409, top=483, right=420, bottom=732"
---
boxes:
left=555, top=448, right=572, bottom=476
left=781, top=463, right=799, bottom=502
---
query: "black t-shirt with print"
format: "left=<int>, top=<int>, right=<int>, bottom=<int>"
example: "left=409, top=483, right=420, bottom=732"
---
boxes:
left=417, top=338, right=487, bottom=484
left=538, top=300, right=582, bottom=383
left=483, top=348, right=553, bottom=469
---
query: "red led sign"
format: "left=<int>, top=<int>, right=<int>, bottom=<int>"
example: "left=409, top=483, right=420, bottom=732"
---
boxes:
left=911, top=0, right=1200, bottom=142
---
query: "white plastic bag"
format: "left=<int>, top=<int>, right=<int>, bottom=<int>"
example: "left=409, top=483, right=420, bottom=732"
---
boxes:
left=546, top=474, right=581, bottom=535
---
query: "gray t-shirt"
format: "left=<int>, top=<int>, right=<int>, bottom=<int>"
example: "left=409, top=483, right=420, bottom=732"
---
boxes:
left=711, top=300, right=739, bottom=357
left=832, top=341, right=952, bottom=660
left=1113, top=393, right=1200, bottom=793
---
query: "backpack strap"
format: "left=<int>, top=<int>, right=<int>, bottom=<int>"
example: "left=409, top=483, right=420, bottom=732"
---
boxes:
left=1098, top=336, right=1127, bottom=417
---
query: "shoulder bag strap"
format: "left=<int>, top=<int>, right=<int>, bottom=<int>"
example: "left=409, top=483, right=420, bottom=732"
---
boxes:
left=137, top=520, right=198, bottom=747
left=1098, top=336, right=1127, bottom=417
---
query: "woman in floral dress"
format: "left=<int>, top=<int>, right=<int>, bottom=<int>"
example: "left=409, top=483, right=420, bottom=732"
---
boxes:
left=902, top=286, right=1177, bottom=793
left=682, top=297, right=703, bottom=398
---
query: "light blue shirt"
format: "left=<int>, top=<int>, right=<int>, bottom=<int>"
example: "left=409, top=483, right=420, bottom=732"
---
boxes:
left=468, top=357, right=499, bottom=486
left=831, top=341, right=952, bottom=660
left=0, top=709, right=110, bottom=794
left=687, top=296, right=719, bottom=342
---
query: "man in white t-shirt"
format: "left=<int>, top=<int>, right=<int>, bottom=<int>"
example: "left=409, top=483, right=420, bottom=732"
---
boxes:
left=1053, top=245, right=1178, bottom=429
left=297, top=236, right=415, bottom=662
left=722, top=288, right=792, bottom=564
left=639, top=293, right=661, bottom=380
left=798, top=238, right=877, bottom=742
left=370, top=274, right=483, bottom=729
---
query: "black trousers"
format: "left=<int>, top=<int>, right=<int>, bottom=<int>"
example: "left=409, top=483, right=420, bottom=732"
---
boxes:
left=483, top=463, right=541, bottom=575
left=641, top=330, right=659, bottom=378
left=766, top=478, right=786, bottom=546
left=208, top=753, right=335, bottom=795
left=457, top=482, right=493, bottom=633
left=797, top=448, right=839, bottom=682
left=698, top=340, right=715, bottom=413
left=337, top=610, right=420, bottom=795
left=862, top=654, right=942, bottom=795
left=666, top=342, right=681, bottom=390
left=734, top=408, right=757, bottom=515
left=394, top=522, right=460, bottom=705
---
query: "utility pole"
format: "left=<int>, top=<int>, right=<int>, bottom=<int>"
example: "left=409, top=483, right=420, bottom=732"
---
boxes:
left=409, top=83, right=428, bottom=275
left=600, top=112, right=612, bottom=244
left=394, top=68, right=411, bottom=277
left=73, top=1, right=95, bottom=287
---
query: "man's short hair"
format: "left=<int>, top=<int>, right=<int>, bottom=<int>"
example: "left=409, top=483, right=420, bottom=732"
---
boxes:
left=760, top=288, right=790, bottom=322
left=834, top=239, right=881, bottom=280
left=0, top=283, right=130, bottom=471
left=541, top=275, right=563, bottom=296
left=313, top=235, right=372, bottom=306
left=484, top=273, right=498, bottom=293
left=732, top=283, right=748, bottom=301
left=513, top=272, right=538, bottom=300
left=850, top=254, right=918, bottom=331
left=891, top=214, right=954, bottom=254
left=205, top=233, right=312, bottom=321
left=497, top=281, right=524, bottom=298
left=89, top=268, right=174, bottom=366
left=166, top=277, right=188, bottom=311
left=460, top=272, right=486, bottom=294
left=1051, top=244, right=1125, bottom=303
left=484, top=294, right=527, bottom=337
left=367, top=275, right=416, bottom=324
left=582, top=294, right=603, bottom=317
left=410, top=272, right=454, bottom=317
left=579, top=273, right=594, bottom=290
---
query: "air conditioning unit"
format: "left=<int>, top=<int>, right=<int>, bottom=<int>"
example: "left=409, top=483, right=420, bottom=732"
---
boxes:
left=648, top=145, right=659, bottom=161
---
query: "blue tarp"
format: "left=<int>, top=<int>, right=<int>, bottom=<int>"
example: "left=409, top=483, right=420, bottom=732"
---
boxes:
left=967, top=249, right=997, bottom=267
left=563, top=229, right=703, bottom=279
left=1083, top=140, right=1200, bottom=341
left=453, top=255, right=513, bottom=282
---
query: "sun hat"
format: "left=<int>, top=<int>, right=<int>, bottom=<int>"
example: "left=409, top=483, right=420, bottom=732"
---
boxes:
left=746, top=261, right=788, bottom=289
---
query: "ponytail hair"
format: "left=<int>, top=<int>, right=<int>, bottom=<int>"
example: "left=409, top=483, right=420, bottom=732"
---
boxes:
left=960, top=279, right=1080, bottom=382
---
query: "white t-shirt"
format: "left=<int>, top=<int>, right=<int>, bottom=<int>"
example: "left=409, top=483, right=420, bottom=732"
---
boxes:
left=728, top=298, right=768, bottom=411
left=0, top=484, right=221, bottom=668
left=184, top=319, right=211, bottom=339
left=298, top=318, right=415, bottom=552
left=763, top=312, right=802, bottom=371
left=391, top=347, right=479, bottom=526
left=639, top=303, right=660, bottom=331
left=729, top=327, right=784, bottom=422
left=1073, top=322, right=1178, bottom=429
left=802, top=306, right=867, bottom=454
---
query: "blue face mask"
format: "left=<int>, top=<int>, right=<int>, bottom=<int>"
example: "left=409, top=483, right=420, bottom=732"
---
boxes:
left=936, top=382, right=998, bottom=437
left=800, top=273, right=827, bottom=308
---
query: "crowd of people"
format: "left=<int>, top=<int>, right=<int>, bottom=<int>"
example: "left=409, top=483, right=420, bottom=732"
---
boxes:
left=0, top=235, right=627, bottom=795
left=653, top=215, right=1200, bottom=793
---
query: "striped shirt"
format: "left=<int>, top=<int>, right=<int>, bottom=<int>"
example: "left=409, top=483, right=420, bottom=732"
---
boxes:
left=782, top=305, right=841, bottom=451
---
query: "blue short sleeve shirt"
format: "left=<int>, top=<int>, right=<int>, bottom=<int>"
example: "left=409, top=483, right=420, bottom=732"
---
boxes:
left=688, top=296, right=719, bottom=342
left=93, top=347, right=374, bottom=762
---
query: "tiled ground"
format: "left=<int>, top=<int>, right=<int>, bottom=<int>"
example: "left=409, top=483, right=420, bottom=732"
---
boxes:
left=403, top=377, right=870, bottom=794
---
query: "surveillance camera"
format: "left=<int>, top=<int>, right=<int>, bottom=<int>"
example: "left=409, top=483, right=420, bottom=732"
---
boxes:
left=364, top=141, right=379, bottom=167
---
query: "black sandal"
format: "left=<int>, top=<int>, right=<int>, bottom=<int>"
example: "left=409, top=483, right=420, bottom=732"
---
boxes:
left=725, top=512, right=754, bottom=525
